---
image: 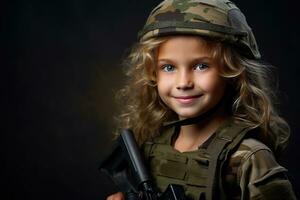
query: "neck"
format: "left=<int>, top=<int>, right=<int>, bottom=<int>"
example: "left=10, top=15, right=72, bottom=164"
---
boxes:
left=174, top=109, right=229, bottom=152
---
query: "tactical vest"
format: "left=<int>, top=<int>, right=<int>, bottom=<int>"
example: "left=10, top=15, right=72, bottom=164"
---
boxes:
left=142, top=120, right=251, bottom=200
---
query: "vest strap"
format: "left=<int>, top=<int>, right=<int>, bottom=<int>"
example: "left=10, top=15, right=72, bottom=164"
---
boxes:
left=143, top=141, right=154, bottom=163
left=205, top=123, right=248, bottom=200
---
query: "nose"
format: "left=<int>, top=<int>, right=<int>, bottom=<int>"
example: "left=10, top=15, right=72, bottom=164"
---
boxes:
left=176, top=70, right=194, bottom=90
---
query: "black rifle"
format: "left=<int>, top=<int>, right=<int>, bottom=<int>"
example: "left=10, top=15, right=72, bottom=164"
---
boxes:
left=99, top=129, right=187, bottom=200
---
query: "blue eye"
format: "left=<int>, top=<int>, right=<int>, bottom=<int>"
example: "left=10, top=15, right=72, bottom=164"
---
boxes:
left=194, top=63, right=209, bottom=71
left=162, top=64, right=175, bottom=72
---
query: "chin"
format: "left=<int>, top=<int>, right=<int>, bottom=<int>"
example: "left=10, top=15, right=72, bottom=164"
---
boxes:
left=177, top=111, right=203, bottom=119
left=175, top=107, right=212, bottom=119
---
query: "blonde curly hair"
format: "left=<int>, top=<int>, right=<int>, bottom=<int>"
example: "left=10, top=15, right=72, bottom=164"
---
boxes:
left=115, top=36, right=290, bottom=156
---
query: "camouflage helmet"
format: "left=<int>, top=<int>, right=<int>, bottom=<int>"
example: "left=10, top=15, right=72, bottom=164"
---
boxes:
left=138, top=0, right=261, bottom=59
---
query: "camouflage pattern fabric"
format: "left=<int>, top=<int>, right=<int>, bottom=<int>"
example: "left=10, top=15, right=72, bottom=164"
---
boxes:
left=138, top=0, right=261, bottom=59
left=223, top=138, right=297, bottom=200
left=142, top=119, right=297, bottom=199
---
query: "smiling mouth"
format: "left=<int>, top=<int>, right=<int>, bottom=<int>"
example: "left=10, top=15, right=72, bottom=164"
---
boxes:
left=173, top=94, right=203, bottom=104
left=174, top=94, right=203, bottom=99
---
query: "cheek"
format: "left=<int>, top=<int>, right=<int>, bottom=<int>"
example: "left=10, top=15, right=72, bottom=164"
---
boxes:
left=156, top=77, right=166, bottom=96
left=157, top=79, right=169, bottom=94
left=157, top=83, right=163, bottom=98
left=156, top=72, right=173, bottom=91
left=156, top=77, right=175, bottom=105
left=157, top=81, right=169, bottom=106
left=197, top=73, right=226, bottom=94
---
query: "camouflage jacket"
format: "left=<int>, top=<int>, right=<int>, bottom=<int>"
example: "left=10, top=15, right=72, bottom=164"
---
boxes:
left=142, top=119, right=297, bottom=200
left=223, top=137, right=296, bottom=199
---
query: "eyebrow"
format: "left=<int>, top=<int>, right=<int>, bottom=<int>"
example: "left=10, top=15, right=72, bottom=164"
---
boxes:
left=157, top=57, right=212, bottom=63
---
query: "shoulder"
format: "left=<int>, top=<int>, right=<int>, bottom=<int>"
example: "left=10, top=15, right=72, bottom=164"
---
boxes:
left=227, top=138, right=297, bottom=199
left=232, top=138, right=275, bottom=168
left=231, top=138, right=284, bottom=182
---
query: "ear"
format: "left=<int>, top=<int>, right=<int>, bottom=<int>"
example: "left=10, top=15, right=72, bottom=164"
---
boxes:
left=145, top=56, right=157, bottom=82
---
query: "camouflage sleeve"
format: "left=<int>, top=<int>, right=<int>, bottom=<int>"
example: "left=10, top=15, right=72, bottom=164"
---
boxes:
left=234, top=138, right=297, bottom=200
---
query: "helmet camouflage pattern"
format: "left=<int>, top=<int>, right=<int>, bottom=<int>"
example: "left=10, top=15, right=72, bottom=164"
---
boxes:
left=138, top=0, right=261, bottom=59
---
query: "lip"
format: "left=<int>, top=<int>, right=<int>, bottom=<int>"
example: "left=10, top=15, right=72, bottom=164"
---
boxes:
left=174, top=94, right=203, bottom=104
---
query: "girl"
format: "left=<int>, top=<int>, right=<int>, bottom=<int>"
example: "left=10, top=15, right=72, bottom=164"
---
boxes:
left=107, top=0, right=296, bottom=199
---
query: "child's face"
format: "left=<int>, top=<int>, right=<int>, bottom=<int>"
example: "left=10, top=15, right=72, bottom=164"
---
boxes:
left=156, top=36, right=227, bottom=120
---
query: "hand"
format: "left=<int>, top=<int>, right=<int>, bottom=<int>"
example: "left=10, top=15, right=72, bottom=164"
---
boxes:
left=106, top=192, right=125, bottom=200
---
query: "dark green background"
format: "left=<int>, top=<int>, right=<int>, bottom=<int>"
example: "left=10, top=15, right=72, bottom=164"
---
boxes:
left=3, top=0, right=299, bottom=199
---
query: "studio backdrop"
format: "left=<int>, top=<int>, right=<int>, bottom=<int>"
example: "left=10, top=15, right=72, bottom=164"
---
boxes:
left=3, top=0, right=299, bottom=199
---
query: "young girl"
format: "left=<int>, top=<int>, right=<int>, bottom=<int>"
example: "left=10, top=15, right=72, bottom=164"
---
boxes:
left=107, top=0, right=296, bottom=199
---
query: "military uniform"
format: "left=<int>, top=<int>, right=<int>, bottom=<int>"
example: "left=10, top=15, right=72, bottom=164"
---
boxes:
left=142, top=119, right=297, bottom=200
left=136, top=0, right=297, bottom=199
